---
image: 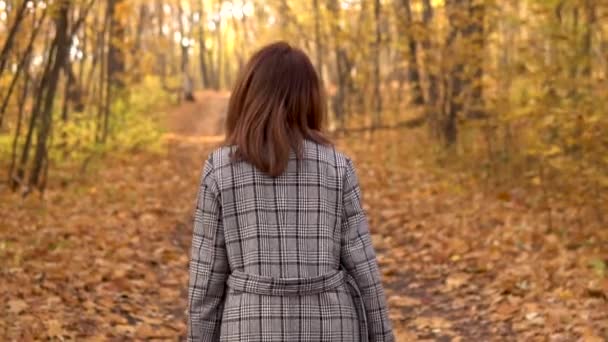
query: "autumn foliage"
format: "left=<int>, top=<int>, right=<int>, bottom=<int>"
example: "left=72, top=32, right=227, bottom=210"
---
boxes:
left=1, top=0, right=607, bottom=340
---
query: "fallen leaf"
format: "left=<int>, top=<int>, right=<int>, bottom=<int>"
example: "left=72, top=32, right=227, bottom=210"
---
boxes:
left=445, top=273, right=470, bottom=291
left=388, top=295, right=422, bottom=308
left=413, top=316, right=452, bottom=330
left=46, top=319, right=64, bottom=337
left=7, top=299, right=27, bottom=314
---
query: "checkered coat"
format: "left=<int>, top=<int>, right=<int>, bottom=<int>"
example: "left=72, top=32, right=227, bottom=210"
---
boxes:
left=187, top=140, right=394, bottom=342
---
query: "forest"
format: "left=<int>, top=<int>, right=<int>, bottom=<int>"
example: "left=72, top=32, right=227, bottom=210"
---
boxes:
left=1, top=0, right=607, bottom=340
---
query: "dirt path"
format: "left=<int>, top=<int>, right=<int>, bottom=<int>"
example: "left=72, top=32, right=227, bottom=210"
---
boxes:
left=164, top=91, right=230, bottom=276
left=168, top=90, right=228, bottom=138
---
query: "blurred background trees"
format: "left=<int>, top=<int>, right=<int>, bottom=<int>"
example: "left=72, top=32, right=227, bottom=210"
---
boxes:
left=0, top=0, right=606, bottom=217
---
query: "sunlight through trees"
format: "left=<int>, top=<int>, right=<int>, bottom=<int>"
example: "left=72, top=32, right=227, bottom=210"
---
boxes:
left=0, top=0, right=606, bottom=211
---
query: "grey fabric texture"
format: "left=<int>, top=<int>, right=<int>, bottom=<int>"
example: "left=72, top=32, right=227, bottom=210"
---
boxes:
left=187, top=140, right=394, bottom=342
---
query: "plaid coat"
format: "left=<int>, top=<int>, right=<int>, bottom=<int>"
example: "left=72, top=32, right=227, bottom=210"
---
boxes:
left=187, top=140, right=394, bottom=342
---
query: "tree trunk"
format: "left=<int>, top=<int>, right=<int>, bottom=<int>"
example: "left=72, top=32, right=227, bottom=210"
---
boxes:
left=78, top=22, right=88, bottom=93
left=400, top=0, right=424, bottom=105
left=95, top=2, right=109, bottom=143
left=197, top=0, right=210, bottom=88
left=28, top=2, right=71, bottom=191
left=133, top=4, right=147, bottom=53
left=442, top=0, right=466, bottom=146
left=313, top=0, right=324, bottom=82
left=581, top=0, right=595, bottom=79
left=156, top=0, right=168, bottom=87
left=420, top=0, right=441, bottom=140
left=421, top=0, right=439, bottom=107
left=61, top=65, right=72, bottom=122
left=107, top=0, right=125, bottom=87
left=0, top=9, right=47, bottom=128
left=0, top=0, right=29, bottom=79
left=15, top=36, right=56, bottom=193
left=442, top=0, right=486, bottom=146
left=84, top=5, right=102, bottom=104
left=372, top=0, right=382, bottom=128
left=327, top=0, right=347, bottom=127
left=215, top=0, right=223, bottom=90
left=467, top=0, right=485, bottom=118
left=102, top=0, right=126, bottom=142
left=178, top=3, right=195, bottom=101
left=131, top=3, right=148, bottom=81
left=8, top=66, right=30, bottom=188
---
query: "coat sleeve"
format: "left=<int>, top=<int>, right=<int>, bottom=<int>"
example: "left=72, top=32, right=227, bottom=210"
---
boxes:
left=340, top=158, right=394, bottom=342
left=187, top=155, right=229, bottom=342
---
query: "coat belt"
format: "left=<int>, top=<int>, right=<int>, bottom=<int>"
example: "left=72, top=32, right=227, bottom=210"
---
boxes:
left=226, top=269, right=369, bottom=342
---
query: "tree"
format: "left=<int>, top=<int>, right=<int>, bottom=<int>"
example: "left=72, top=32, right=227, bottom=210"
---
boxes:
left=372, top=0, right=382, bottom=128
left=313, top=0, right=324, bottom=82
left=28, top=1, right=71, bottom=191
left=197, top=0, right=211, bottom=88
left=395, top=0, right=424, bottom=106
left=178, top=3, right=195, bottom=101
left=0, top=0, right=28, bottom=80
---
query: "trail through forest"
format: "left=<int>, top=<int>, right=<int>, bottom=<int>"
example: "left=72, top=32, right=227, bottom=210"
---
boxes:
left=1, top=92, right=606, bottom=341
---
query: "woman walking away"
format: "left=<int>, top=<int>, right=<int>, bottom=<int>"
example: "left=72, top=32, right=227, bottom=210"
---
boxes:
left=187, top=41, right=394, bottom=342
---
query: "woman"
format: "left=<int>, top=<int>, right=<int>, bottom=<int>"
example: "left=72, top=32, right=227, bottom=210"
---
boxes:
left=187, top=42, right=394, bottom=342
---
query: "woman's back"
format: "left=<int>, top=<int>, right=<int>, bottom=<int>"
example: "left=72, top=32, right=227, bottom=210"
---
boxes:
left=186, top=42, right=393, bottom=342
left=216, top=140, right=349, bottom=278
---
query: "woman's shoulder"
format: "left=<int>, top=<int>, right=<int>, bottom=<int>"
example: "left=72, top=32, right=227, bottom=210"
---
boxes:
left=203, top=141, right=355, bottom=175
left=197, top=146, right=234, bottom=189
left=302, top=139, right=354, bottom=170
left=205, top=145, right=233, bottom=168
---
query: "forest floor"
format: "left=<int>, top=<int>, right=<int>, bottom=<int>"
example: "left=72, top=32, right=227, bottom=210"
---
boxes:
left=1, top=91, right=607, bottom=341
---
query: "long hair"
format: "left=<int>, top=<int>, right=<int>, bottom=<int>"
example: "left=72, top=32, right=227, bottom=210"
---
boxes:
left=224, top=41, right=330, bottom=176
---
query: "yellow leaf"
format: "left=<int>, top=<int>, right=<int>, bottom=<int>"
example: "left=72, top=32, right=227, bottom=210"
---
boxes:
left=544, top=145, right=561, bottom=157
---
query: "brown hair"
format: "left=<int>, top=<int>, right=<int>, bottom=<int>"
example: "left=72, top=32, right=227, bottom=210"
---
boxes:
left=224, top=41, right=330, bottom=176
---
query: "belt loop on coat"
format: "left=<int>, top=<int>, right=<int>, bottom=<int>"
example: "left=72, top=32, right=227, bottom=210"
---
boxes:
left=226, top=269, right=344, bottom=296
left=226, top=269, right=369, bottom=342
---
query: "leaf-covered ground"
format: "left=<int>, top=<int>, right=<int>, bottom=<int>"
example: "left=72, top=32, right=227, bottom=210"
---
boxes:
left=1, top=92, right=607, bottom=341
